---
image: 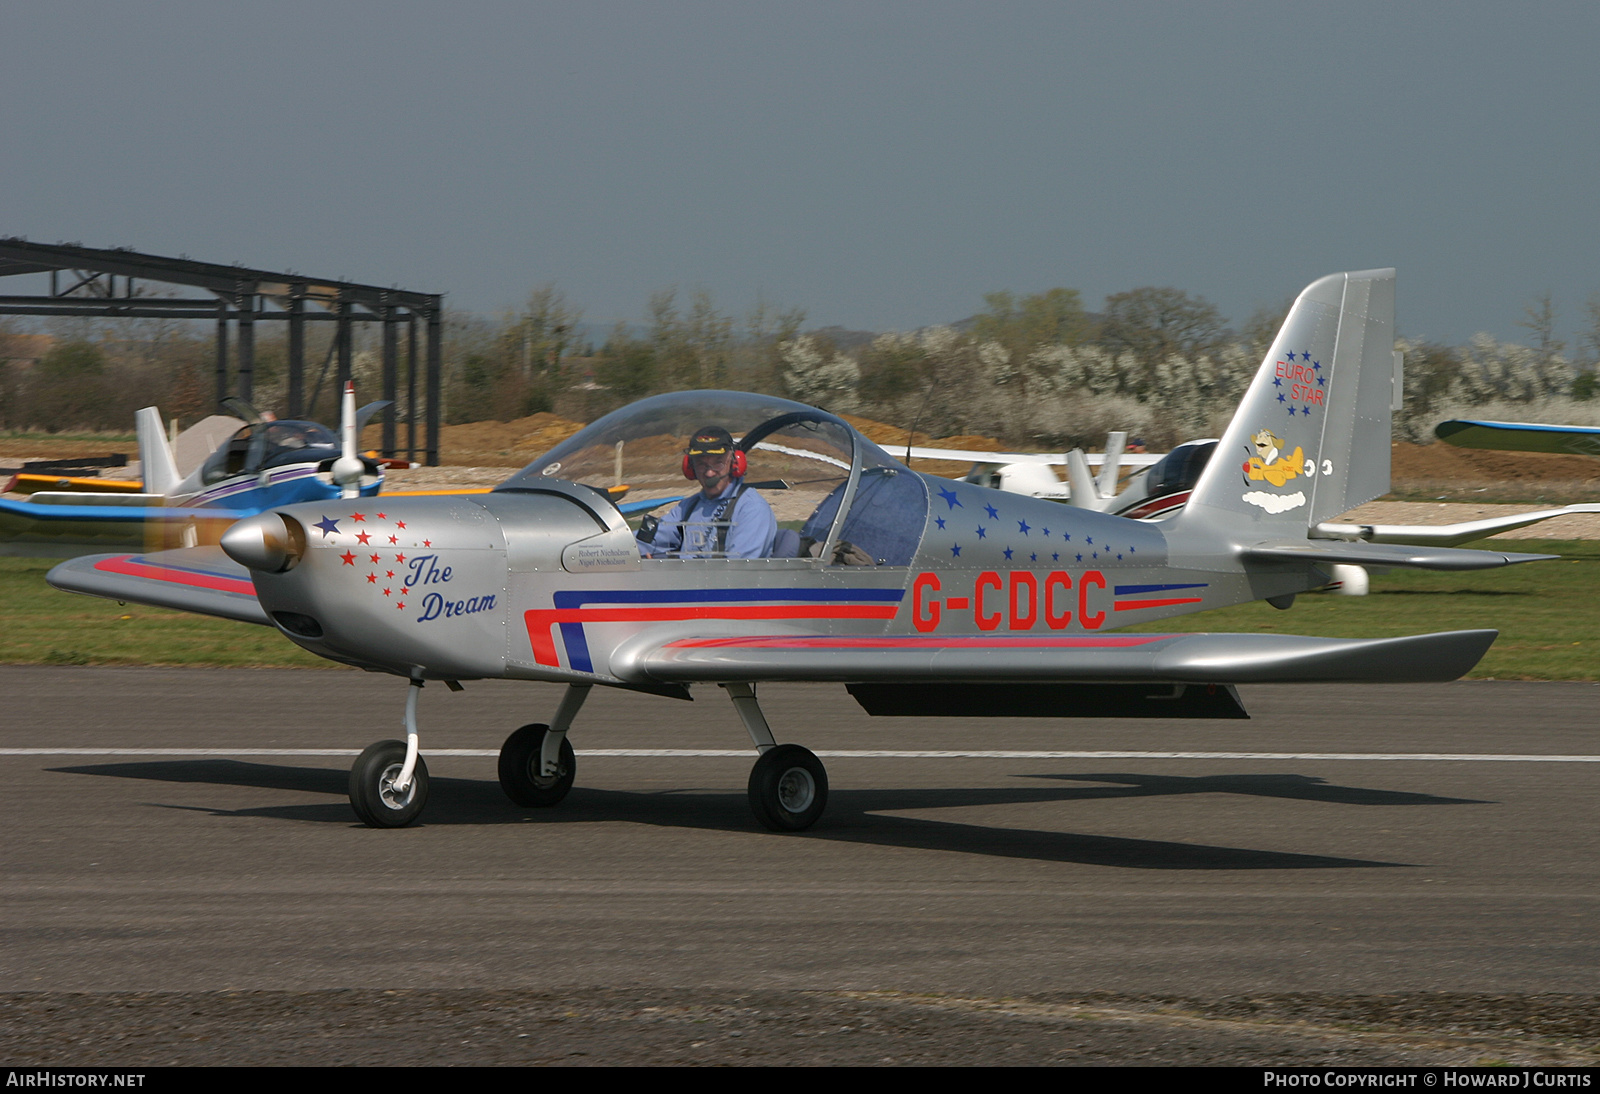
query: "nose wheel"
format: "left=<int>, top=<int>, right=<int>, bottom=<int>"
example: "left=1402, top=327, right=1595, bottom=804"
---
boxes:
left=498, top=723, right=577, bottom=807
left=747, top=744, right=828, bottom=832
left=349, top=739, right=430, bottom=827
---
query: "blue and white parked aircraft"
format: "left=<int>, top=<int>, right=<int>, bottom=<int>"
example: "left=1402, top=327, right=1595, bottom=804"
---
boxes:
left=1, top=382, right=386, bottom=551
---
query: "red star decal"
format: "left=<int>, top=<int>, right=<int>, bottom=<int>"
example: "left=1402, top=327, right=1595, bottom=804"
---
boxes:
left=423, top=539, right=432, bottom=547
left=383, top=588, right=392, bottom=596
left=376, top=512, right=387, bottom=519
left=395, top=553, right=406, bottom=563
left=396, top=602, right=405, bottom=610
left=366, top=573, right=377, bottom=584
left=370, top=553, right=381, bottom=564
left=385, top=570, right=394, bottom=578
left=388, top=535, right=398, bottom=544
left=356, top=531, right=371, bottom=545
left=395, top=521, right=406, bottom=530
left=400, top=586, right=410, bottom=595
left=350, top=512, right=366, bottom=522
left=340, top=551, right=356, bottom=566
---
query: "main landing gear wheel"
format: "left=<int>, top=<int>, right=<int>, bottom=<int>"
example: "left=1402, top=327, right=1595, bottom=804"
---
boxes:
left=349, top=739, right=430, bottom=828
left=747, top=744, right=828, bottom=832
left=498, top=723, right=577, bottom=807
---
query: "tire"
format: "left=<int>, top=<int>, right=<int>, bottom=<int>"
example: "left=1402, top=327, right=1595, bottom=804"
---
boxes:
left=349, top=739, right=429, bottom=828
left=747, top=744, right=828, bottom=832
left=498, top=723, right=577, bottom=807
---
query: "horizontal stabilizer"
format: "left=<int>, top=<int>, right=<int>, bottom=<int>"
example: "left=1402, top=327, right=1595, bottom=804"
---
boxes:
left=1316, top=505, right=1600, bottom=548
left=47, top=548, right=268, bottom=625
left=611, top=628, right=1497, bottom=685
left=1244, top=539, right=1555, bottom=570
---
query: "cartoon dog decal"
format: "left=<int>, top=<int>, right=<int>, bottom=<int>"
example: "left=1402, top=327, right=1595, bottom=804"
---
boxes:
left=1243, top=428, right=1305, bottom=488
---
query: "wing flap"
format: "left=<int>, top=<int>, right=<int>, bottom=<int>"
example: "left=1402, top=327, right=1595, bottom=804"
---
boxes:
left=612, top=629, right=1497, bottom=685
left=47, top=548, right=269, bottom=625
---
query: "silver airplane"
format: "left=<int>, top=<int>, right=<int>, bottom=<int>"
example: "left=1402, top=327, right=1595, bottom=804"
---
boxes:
left=49, top=269, right=1552, bottom=832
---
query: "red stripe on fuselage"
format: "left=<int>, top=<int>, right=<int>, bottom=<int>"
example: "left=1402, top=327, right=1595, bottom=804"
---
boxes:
left=522, top=604, right=899, bottom=667
left=1113, top=597, right=1204, bottom=611
left=662, top=634, right=1172, bottom=650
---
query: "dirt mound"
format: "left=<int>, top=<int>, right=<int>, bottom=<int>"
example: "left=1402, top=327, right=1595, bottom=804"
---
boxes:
left=1389, top=441, right=1600, bottom=501
left=360, top=413, right=585, bottom=468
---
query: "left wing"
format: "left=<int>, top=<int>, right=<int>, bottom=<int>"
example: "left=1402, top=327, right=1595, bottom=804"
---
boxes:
left=610, top=629, right=1496, bottom=686
left=47, top=548, right=268, bottom=625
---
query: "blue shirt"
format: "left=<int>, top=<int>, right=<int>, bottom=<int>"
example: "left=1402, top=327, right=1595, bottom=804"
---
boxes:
left=645, top=477, right=776, bottom=559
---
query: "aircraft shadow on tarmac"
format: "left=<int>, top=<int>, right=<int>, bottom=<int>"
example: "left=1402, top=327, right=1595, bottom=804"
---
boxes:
left=51, top=758, right=1487, bottom=871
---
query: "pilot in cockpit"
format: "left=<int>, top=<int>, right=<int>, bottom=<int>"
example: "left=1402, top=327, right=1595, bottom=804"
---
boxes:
left=639, top=426, right=777, bottom=559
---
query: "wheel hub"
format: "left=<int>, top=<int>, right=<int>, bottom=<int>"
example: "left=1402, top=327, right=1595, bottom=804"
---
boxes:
left=378, top=763, right=416, bottom=810
left=776, top=767, right=815, bottom=813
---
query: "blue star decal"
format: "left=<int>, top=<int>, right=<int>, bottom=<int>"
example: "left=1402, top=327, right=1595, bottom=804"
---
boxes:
left=1086, top=537, right=1093, bottom=545
left=937, top=486, right=962, bottom=510
left=975, top=525, right=987, bottom=539
left=1029, top=553, right=1037, bottom=562
left=984, top=503, right=999, bottom=519
left=1092, top=551, right=1099, bottom=559
left=1287, top=406, right=1297, bottom=417
left=1128, top=545, right=1135, bottom=553
left=1273, top=376, right=1282, bottom=387
left=1312, top=360, right=1321, bottom=371
left=1286, top=352, right=1297, bottom=361
left=1042, top=527, right=1051, bottom=537
left=1076, top=553, right=1083, bottom=562
left=1052, top=552, right=1059, bottom=562
left=314, top=516, right=340, bottom=537
left=1277, top=393, right=1286, bottom=403
left=1018, top=519, right=1030, bottom=535
left=950, top=543, right=962, bottom=557
left=935, top=515, right=946, bottom=530
left=1003, top=547, right=1014, bottom=560
left=1064, top=533, right=1071, bottom=541
left=1116, top=553, right=1123, bottom=560
left=1317, top=375, right=1326, bottom=386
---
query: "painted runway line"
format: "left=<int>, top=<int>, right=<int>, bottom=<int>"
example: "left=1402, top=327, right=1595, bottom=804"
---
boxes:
left=5, top=747, right=1600, bottom=763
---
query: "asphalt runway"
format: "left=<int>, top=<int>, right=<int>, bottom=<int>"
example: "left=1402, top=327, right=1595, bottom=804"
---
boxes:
left=4, top=666, right=1600, bottom=1065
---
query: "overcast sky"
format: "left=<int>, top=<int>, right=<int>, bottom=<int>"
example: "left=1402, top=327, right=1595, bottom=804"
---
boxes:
left=4, top=1, right=1598, bottom=345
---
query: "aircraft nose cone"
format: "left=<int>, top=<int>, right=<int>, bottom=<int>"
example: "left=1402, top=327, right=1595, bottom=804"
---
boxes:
left=221, top=512, right=304, bottom=572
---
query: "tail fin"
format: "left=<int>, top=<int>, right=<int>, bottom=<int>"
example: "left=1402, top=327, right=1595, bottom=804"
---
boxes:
left=1180, top=269, right=1396, bottom=532
left=135, top=406, right=181, bottom=497
left=1095, top=431, right=1127, bottom=497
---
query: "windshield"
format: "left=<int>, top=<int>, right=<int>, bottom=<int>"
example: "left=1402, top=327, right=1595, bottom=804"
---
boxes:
left=498, top=390, right=925, bottom=563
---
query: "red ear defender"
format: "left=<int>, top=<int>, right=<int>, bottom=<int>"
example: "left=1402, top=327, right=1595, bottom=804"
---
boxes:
left=683, top=448, right=747, bottom=478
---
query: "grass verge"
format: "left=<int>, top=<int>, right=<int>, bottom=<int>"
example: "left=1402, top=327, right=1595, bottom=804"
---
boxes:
left=0, top=556, right=335, bottom=669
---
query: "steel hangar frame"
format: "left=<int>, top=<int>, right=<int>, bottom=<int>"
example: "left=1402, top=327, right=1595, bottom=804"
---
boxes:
left=0, top=238, right=445, bottom=465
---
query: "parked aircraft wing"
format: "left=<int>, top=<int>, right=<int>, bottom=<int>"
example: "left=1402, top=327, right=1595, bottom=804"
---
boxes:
left=47, top=548, right=269, bottom=625
left=1242, top=539, right=1554, bottom=570
left=0, top=496, right=253, bottom=524
left=611, top=629, right=1497, bottom=685
left=1435, top=419, right=1600, bottom=457
left=904, top=445, right=1161, bottom=467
